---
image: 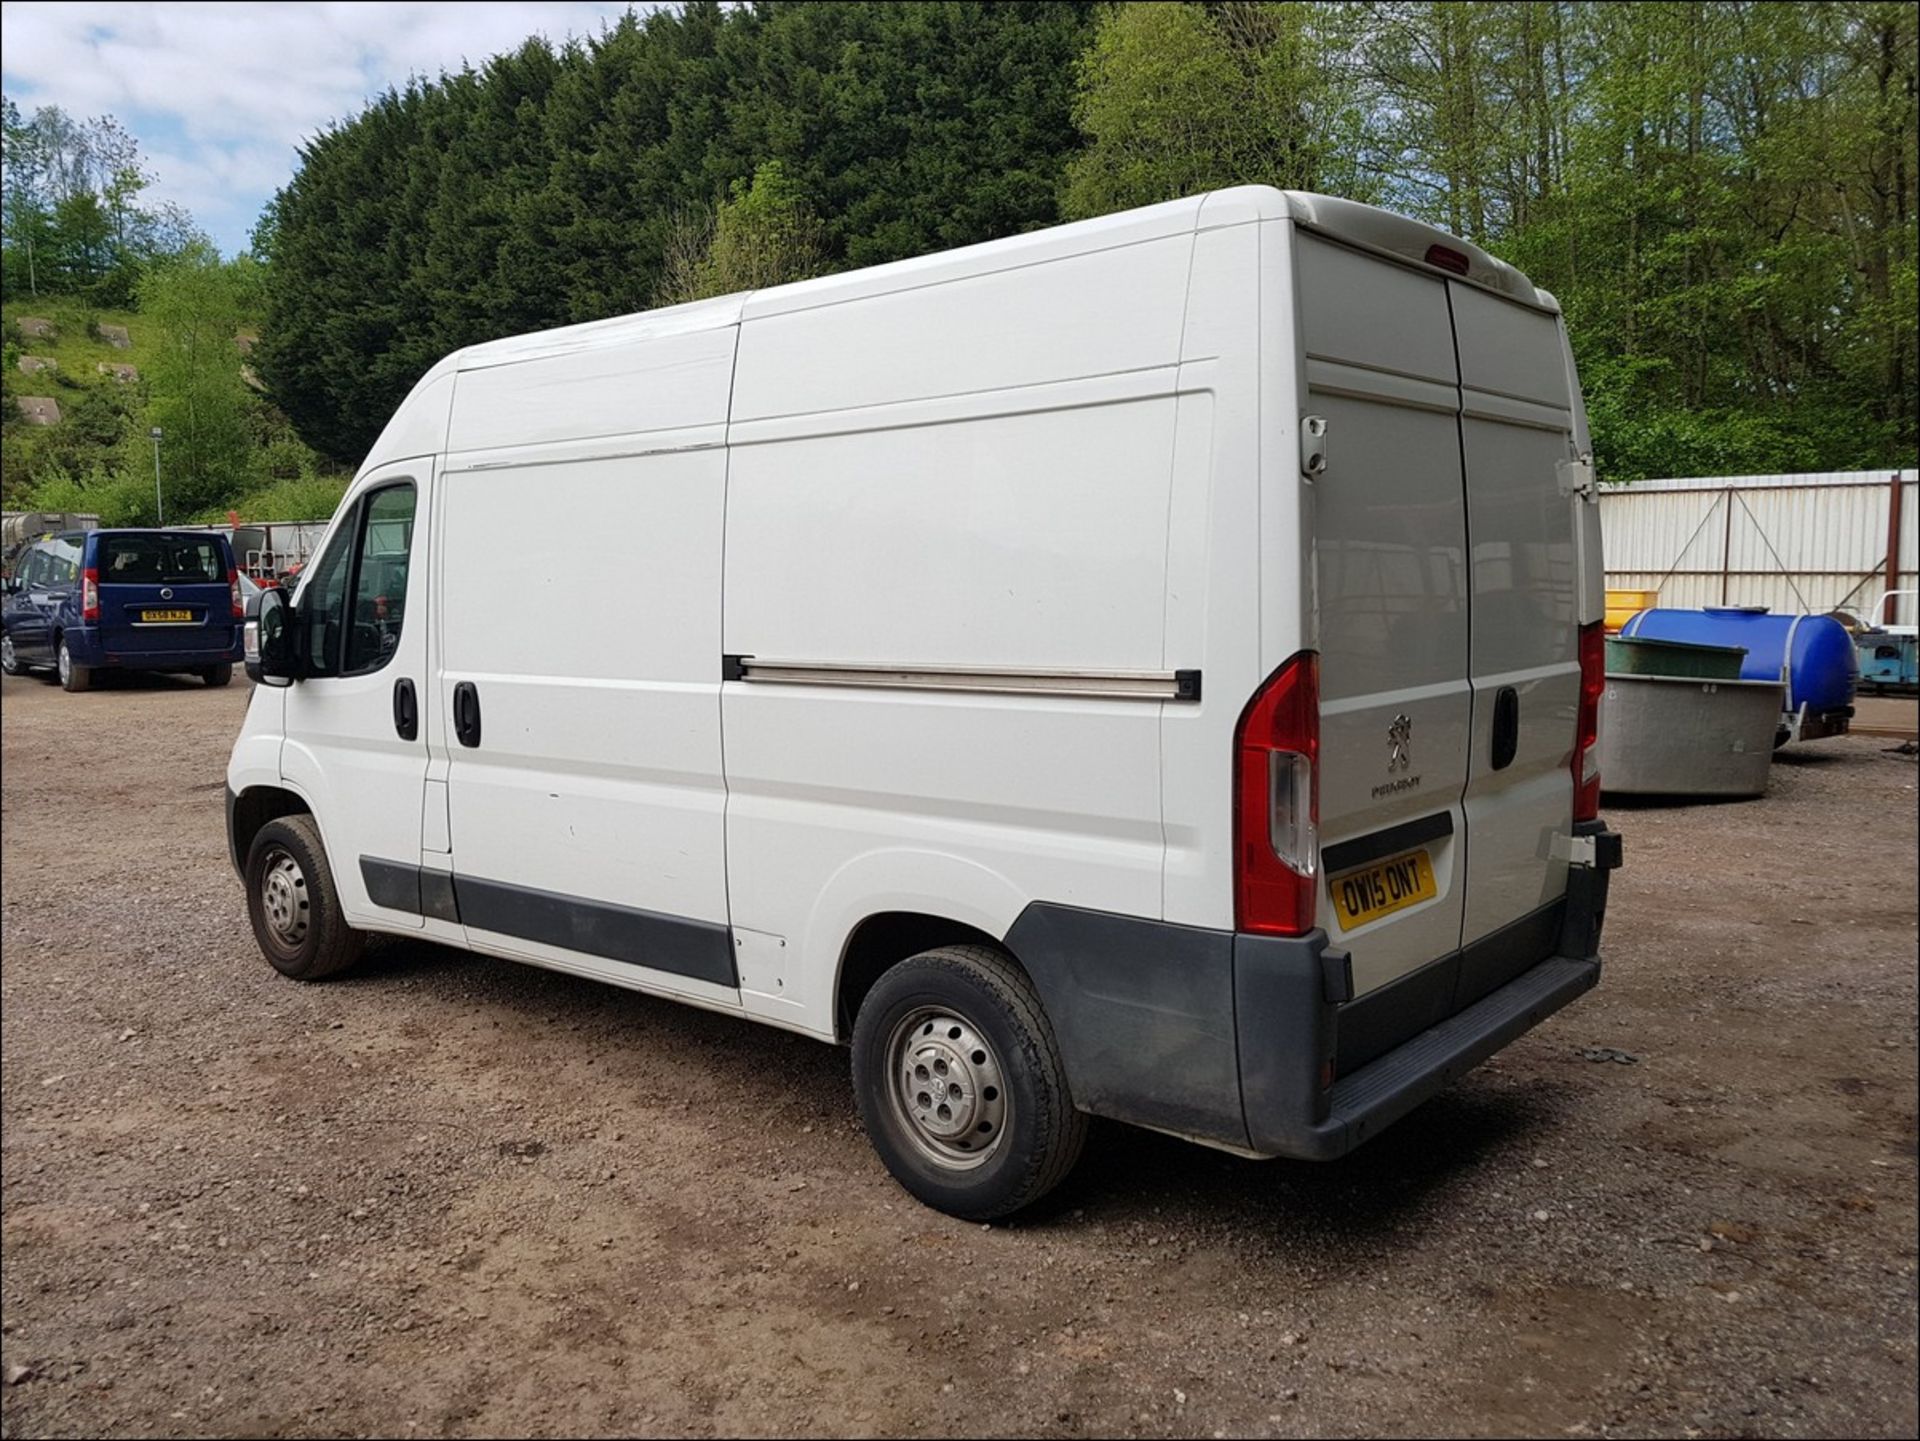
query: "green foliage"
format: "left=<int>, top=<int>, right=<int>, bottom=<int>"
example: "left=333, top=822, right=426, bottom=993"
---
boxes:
left=256, top=1, right=1095, bottom=462
left=1070, top=0, right=1917, bottom=479
left=655, top=161, right=828, bottom=305
left=2, top=97, right=207, bottom=306
left=137, top=244, right=253, bottom=516
left=2, top=287, right=345, bottom=522
left=21, top=462, right=156, bottom=528
left=211, top=473, right=350, bottom=525
left=125, top=0, right=1911, bottom=483
left=1062, top=2, right=1375, bottom=219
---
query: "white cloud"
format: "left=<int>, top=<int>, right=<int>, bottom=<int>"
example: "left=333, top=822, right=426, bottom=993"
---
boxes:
left=1, top=1, right=651, bottom=249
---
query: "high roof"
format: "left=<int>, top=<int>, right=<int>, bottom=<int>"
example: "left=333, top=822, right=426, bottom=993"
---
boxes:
left=449, top=187, right=1551, bottom=376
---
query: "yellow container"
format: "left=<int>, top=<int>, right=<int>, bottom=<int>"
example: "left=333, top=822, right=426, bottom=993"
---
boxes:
left=1604, top=588, right=1660, bottom=633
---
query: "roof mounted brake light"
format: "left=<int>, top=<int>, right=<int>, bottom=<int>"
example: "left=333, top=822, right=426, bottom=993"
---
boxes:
left=1424, top=243, right=1470, bottom=276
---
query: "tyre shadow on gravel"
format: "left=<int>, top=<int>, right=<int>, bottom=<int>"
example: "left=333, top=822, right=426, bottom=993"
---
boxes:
left=337, top=932, right=1561, bottom=1255
left=1054, top=1086, right=1555, bottom=1240
left=66, top=670, right=218, bottom=692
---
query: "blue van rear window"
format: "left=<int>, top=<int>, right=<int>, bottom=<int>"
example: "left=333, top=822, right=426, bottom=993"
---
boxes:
left=99, top=535, right=225, bottom=585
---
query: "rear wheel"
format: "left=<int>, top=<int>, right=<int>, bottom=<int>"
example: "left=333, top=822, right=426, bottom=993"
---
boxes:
left=57, top=638, right=91, bottom=692
left=851, top=945, right=1086, bottom=1220
left=244, top=815, right=364, bottom=981
left=202, top=663, right=234, bottom=687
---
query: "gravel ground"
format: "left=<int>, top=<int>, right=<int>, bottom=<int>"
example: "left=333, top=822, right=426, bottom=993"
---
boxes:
left=2, top=670, right=1915, bottom=1439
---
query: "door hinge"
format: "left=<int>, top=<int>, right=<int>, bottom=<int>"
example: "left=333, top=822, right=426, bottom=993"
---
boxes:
left=1556, top=454, right=1596, bottom=499
left=1301, top=415, right=1328, bottom=479
left=1553, top=833, right=1598, bottom=867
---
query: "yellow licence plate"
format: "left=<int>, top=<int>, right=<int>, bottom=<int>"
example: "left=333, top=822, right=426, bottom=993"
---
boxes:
left=1331, top=849, right=1437, bottom=930
left=140, top=609, right=193, bottom=623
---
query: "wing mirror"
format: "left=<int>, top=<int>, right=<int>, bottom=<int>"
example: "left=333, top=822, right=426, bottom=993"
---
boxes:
left=245, top=586, right=299, bottom=686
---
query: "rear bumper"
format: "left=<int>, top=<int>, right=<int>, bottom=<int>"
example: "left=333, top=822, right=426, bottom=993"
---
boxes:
left=1237, top=941, right=1599, bottom=1160
left=1004, top=820, right=1622, bottom=1160
left=65, top=625, right=242, bottom=669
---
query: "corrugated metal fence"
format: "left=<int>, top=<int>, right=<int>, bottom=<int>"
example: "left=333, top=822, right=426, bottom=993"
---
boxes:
left=1600, top=469, right=1918, bottom=627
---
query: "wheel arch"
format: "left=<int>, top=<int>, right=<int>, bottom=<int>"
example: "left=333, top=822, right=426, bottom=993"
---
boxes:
left=228, top=783, right=312, bottom=878
left=834, top=911, right=1012, bottom=1042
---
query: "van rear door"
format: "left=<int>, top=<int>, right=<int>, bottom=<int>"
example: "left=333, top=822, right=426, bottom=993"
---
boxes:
left=1449, top=283, right=1581, bottom=961
left=1296, top=233, right=1474, bottom=999
left=93, top=532, right=235, bottom=658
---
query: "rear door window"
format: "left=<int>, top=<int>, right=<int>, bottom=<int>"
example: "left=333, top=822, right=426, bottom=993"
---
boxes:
left=99, top=536, right=225, bottom=585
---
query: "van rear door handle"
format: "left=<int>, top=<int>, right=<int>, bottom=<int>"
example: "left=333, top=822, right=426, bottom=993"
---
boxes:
left=1491, top=685, right=1520, bottom=771
left=392, top=677, right=418, bottom=741
left=452, top=681, right=481, bottom=748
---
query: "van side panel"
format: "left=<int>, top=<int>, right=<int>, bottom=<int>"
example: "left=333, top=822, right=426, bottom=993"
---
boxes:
left=723, top=237, right=1194, bottom=1037
left=1160, top=215, right=1272, bottom=930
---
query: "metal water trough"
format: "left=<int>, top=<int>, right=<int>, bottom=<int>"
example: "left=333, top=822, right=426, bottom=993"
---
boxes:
left=1600, top=634, right=1782, bottom=798
left=1599, top=672, right=1784, bottom=798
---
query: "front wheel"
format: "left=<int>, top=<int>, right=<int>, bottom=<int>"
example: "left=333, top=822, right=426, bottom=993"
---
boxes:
left=58, top=638, right=91, bottom=692
left=244, top=815, right=365, bottom=981
left=0, top=631, right=21, bottom=676
left=851, top=945, right=1087, bottom=1220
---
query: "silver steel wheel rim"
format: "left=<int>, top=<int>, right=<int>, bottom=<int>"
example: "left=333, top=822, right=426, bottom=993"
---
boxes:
left=885, top=1007, right=1009, bottom=1171
left=259, top=847, right=311, bottom=949
left=1, top=634, right=15, bottom=671
left=57, top=643, right=69, bottom=684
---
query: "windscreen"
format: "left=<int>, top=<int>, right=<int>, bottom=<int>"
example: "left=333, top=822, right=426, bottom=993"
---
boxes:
left=99, top=535, right=226, bottom=585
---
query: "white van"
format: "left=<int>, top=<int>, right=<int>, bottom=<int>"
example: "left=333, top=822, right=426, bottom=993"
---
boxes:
left=227, top=187, right=1622, bottom=1219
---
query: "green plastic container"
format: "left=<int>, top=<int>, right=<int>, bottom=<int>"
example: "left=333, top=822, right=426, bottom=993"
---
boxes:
left=1605, top=635, right=1748, bottom=680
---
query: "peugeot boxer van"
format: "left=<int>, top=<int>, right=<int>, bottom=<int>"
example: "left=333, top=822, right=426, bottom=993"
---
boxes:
left=226, top=188, right=1622, bottom=1219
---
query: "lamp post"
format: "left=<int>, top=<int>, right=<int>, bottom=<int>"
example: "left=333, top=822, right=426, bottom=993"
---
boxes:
left=149, top=426, right=164, bottom=526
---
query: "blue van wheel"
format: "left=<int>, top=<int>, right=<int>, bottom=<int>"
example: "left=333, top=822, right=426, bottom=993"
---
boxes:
left=58, top=638, right=92, bottom=692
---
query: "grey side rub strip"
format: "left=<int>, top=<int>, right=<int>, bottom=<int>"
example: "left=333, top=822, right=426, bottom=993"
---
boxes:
left=724, top=655, right=1201, bottom=703
left=357, top=858, right=738, bottom=988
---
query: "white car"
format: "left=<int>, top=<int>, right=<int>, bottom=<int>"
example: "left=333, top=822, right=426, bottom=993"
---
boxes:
left=227, top=187, right=1622, bottom=1218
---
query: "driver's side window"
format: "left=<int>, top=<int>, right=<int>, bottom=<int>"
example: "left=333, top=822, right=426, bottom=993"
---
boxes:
left=296, top=480, right=415, bottom=678
left=297, top=527, right=353, bottom=678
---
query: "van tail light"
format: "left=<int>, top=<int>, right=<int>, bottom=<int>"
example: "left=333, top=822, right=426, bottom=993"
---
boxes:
left=1235, top=651, right=1320, bottom=936
left=1572, top=621, right=1605, bottom=821
left=1425, top=243, right=1471, bottom=276
left=229, top=568, right=244, bottom=620
left=81, top=567, right=100, bottom=622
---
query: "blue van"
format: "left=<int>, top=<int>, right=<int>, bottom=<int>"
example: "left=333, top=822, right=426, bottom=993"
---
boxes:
left=1, top=529, right=244, bottom=691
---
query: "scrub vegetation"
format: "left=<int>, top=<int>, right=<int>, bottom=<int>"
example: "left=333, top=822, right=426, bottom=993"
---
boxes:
left=0, top=106, right=347, bottom=524
left=5, top=1, right=1915, bottom=498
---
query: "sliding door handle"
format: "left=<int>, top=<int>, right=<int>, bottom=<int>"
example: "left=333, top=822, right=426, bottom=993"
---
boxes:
left=452, top=681, right=481, bottom=748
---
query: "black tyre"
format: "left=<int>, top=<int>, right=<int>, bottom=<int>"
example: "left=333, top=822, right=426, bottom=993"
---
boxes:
left=202, top=663, right=234, bottom=687
left=851, top=945, right=1087, bottom=1220
left=0, top=631, right=22, bottom=676
left=57, top=638, right=91, bottom=692
left=243, top=815, right=365, bottom=981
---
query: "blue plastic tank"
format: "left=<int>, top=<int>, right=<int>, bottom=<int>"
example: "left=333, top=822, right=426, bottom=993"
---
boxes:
left=1620, top=607, right=1857, bottom=713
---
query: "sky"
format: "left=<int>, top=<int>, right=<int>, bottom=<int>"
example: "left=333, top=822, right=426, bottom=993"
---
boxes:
left=1, top=1, right=658, bottom=255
